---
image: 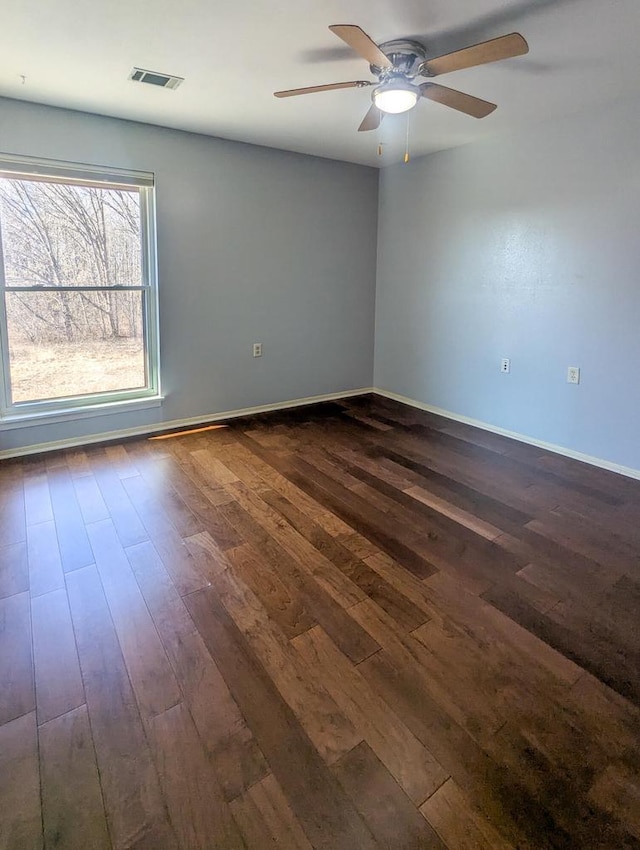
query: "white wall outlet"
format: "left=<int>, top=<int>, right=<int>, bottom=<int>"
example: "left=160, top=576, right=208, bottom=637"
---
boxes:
left=567, top=366, right=580, bottom=384
left=252, top=343, right=262, bottom=357
left=500, top=358, right=511, bottom=374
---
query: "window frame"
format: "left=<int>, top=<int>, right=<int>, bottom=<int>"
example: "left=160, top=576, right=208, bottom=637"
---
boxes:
left=0, top=153, right=161, bottom=426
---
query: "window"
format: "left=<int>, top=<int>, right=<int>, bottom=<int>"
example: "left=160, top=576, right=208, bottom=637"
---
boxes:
left=0, top=154, right=159, bottom=424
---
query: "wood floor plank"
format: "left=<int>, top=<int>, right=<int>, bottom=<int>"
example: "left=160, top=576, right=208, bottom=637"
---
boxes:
left=126, top=540, right=246, bottom=749
left=372, top=429, right=556, bottom=515
left=190, top=447, right=241, bottom=486
left=420, top=778, right=514, bottom=849
left=90, top=452, right=149, bottom=548
left=0, top=712, right=42, bottom=850
left=0, top=590, right=34, bottom=725
left=483, top=583, right=636, bottom=703
left=44, top=451, right=67, bottom=471
left=211, top=565, right=363, bottom=764
left=412, top=618, right=582, bottom=754
left=230, top=773, right=314, bottom=850
left=47, top=466, right=94, bottom=572
left=372, top=442, right=540, bottom=533
left=0, top=541, right=28, bottom=600
left=183, top=530, right=233, bottom=579
left=120, top=472, right=185, bottom=539
left=535, top=452, right=640, bottom=503
left=363, top=550, right=439, bottom=618
left=226, top=542, right=316, bottom=639
left=333, top=455, right=534, bottom=594
left=39, top=705, right=111, bottom=850
left=357, top=647, right=533, bottom=848
left=26, top=520, right=65, bottom=598
left=404, top=484, right=504, bottom=540
left=87, top=519, right=182, bottom=720
left=233, top=434, right=355, bottom=537
left=211, top=725, right=271, bottom=803
left=63, top=448, right=92, bottom=478
left=428, top=570, right=583, bottom=686
left=72, top=473, right=110, bottom=525
left=259, top=488, right=429, bottom=631
left=218, top=499, right=380, bottom=663
left=495, top=527, right=619, bottom=604
left=351, top=598, right=505, bottom=742
left=293, top=625, right=448, bottom=805
left=216, top=444, right=277, bottom=494
left=335, top=530, right=380, bottom=560
left=588, top=764, right=640, bottom=839
left=568, top=672, right=640, bottom=763
left=483, top=720, right=640, bottom=847
left=23, top=471, right=53, bottom=527
left=540, top=504, right=640, bottom=562
left=144, top=455, right=243, bottom=551
left=229, top=794, right=275, bottom=849
left=105, top=443, right=140, bottom=479
left=0, top=481, right=26, bottom=548
left=163, top=440, right=235, bottom=508
left=515, top=559, right=587, bottom=605
left=184, top=585, right=380, bottom=850
left=331, top=741, right=446, bottom=849
left=373, top=446, right=531, bottom=532
left=227, top=480, right=367, bottom=609
left=32, top=588, right=84, bottom=725
left=257, top=487, right=363, bottom=573
left=126, top=539, right=270, bottom=802
left=127, top=465, right=204, bottom=540
left=397, top=425, right=590, bottom=514
left=284, top=455, right=438, bottom=580
left=66, top=565, right=178, bottom=849
left=148, top=528, right=211, bottom=597
left=548, top=501, right=640, bottom=563
left=147, top=702, right=246, bottom=850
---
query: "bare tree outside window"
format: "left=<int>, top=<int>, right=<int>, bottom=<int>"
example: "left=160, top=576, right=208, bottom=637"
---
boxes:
left=0, top=165, right=158, bottom=412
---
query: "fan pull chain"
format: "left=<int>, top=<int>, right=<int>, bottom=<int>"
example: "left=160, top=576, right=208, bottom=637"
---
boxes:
left=404, top=112, right=411, bottom=164
left=378, top=143, right=384, bottom=157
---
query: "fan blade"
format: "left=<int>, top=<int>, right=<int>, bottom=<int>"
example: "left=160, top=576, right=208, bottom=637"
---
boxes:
left=421, top=33, right=528, bottom=77
left=420, top=83, right=497, bottom=118
left=274, top=81, right=371, bottom=98
left=329, top=24, right=393, bottom=69
left=358, top=104, right=383, bottom=132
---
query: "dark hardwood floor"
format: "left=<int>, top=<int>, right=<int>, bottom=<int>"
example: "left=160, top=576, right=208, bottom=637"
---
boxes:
left=1, top=393, right=639, bottom=849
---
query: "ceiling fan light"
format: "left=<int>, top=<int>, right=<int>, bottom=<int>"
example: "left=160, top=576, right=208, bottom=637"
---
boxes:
left=373, top=83, right=419, bottom=114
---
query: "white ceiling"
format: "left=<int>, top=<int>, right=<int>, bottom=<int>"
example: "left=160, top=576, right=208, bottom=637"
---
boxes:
left=1, top=0, right=639, bottom=167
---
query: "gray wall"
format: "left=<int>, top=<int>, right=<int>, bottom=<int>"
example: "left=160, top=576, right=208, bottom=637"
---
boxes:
left=374, top=94, right=640, bottom=471
left=0, top=98, right=378, bottom=453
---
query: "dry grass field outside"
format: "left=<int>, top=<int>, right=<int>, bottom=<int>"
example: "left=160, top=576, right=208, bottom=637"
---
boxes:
left=8, top=338, right=146, bottom=403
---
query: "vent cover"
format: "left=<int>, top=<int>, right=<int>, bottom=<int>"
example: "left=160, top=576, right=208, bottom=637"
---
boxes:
left=129, top=67, right=184, bottom=90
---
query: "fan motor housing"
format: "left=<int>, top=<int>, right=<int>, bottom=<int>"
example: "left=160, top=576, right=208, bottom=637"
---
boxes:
left=370, top=39, right=427, bottom=79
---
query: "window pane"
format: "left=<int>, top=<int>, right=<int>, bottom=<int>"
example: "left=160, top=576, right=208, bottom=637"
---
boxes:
left=5, top=290, right=146, bottom=403
left=0, top=177, right=142, bottom=288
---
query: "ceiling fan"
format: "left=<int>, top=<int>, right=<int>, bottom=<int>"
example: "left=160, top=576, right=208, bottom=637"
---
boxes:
left=274, top=24, right=529, bottom=131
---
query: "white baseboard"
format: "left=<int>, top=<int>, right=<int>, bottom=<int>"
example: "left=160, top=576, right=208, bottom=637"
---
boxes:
left=0, top=387, right=374, bottom=460
left=374, top=387, right=640, bottom=482
left=4, top=384, right=639, bottom=483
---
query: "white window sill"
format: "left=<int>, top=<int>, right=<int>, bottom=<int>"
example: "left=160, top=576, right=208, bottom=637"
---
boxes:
left=0, top=395, right=164, bottom=430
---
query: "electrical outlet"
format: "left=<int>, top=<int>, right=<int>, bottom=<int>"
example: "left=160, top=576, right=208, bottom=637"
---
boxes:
left=567, top=366, right=580, bottom=384
left=501, top=358, right=511, bottom=374
left=252, top=343, right=262, bottom=358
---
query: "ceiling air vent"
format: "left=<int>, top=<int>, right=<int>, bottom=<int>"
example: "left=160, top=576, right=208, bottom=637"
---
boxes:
left=129, top=67, right=184, bottom=90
